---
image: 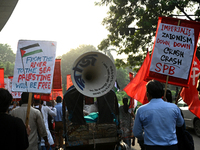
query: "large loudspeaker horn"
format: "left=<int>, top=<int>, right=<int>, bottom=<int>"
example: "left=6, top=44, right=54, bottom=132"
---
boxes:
left=71, top=51, right=116, bottom=97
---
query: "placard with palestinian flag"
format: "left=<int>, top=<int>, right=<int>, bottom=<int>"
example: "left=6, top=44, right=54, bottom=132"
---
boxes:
left=12, top=40, right=57, bottom=93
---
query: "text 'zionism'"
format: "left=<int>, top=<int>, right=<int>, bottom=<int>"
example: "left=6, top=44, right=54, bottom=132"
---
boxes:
left=150, top=23, right=195, bottom=80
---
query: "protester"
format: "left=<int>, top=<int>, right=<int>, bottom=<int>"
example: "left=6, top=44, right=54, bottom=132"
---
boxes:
left=8, top=100, right=20, bottom=113
left=39, top=100, right=57, bottom=150
left=119, top=97, right=134, bottom=149
left=133, top=80, right=184, bottom=150
left=54, top=96, right=64, bottom=150
left=11, top=92, right=50, bottom=150
left=33, top=99, right=43, bottom=150
left=0, top=88, right=29, bottom=149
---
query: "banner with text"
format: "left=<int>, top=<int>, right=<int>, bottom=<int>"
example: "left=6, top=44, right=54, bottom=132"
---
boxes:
left=5, top=76, right=22, bottom=99
left=145, top=17, right=200, bottom=87
left=12, top=40, right=57, bottom=93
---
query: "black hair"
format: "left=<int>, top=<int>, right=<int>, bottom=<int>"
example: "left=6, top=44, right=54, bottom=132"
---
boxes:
left=146, top=80, right=164, bottom=98
left=122, top=97, right=129, bottom=113
left=166, top=89, right=172, bottom=103
left=0, top=88, right=13, bottom=112
left=21, top=92, right=34, bottom=104
left=56, top=96, right=62, bottom=103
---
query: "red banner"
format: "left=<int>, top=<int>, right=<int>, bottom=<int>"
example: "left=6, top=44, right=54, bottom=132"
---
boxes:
left=124, top=52, right=150, bottom=104
left=0, top=68, right=4, bottom=88
left=145, top=16, right=200, bottom=87
left=66, top=74, right=73, bottom=90
left=53, top=59, right=62, bottom=89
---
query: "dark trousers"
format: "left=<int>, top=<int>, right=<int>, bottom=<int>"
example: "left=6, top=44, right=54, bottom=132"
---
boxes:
left=145, top=144, right=178, bottom=150
left=55, top=121, right=63, bottom=148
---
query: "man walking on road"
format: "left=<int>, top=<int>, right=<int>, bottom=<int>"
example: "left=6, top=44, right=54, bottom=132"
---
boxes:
left=133, top=80, right=184, bottom=150
left=54, top=96, right=64, bottom=150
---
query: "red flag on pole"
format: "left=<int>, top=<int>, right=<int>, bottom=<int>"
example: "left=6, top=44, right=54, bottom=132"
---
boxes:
left=180, top=56, right=200, bottom=119
left=124, top=52, right=150, bottom=104
left=0, top=68, right=4, bottom=88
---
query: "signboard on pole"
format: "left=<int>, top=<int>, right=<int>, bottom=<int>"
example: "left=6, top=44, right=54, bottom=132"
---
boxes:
left=145, top=17, right=200, bottom=87
left=12, top=40, right=57, bottom=93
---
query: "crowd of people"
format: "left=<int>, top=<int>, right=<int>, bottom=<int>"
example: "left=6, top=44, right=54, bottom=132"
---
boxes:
left=0, top=88, right=64, bottom=150
left=0, top=78, right=197, bottom=150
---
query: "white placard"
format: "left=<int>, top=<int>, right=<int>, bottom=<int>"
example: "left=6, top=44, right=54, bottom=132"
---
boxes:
left=12, top=40, right=57, bottom=93
left=150, top=23, right=195, bottom=79
left=5, top=77, right=22, bottom=99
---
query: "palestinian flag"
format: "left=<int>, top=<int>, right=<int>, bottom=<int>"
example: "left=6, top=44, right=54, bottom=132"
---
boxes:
left=20, top=43, right=43, bottom=57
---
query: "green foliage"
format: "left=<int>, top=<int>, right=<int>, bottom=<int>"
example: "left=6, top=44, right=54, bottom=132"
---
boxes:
left=116, top=67, right=129, bottom=89
left=95, top=0, right=200, bottom=69
left=115, top=90, right=128, bottom=105
left=0, top=44, right=16, bottom=77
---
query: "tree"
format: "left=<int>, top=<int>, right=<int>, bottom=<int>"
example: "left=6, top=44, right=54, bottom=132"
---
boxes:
left=61, top=45, right=98, bottom=92
left=116, top=67, right=129, bottom=90
left=0, top=44, right=16, bottom=77
left=95, top=0, right=200, bottom=70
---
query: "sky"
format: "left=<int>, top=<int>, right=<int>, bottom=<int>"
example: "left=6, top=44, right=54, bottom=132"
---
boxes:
left=0, top=0, right=113, bottom=58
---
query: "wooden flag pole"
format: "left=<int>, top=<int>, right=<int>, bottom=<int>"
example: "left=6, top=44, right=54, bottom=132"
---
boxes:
left=163, top=75, right=169, bottom=98
left=164, top=20, right=181, bottom=99
left=25, top=92, right=32, bottom=128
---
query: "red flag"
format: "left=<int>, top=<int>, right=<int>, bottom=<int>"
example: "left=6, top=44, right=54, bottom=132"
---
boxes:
left=180, top=56, right=200, bottom=119
left=66, top=74, right=73, bottom=90
left=0, top=68, right=4, bottom=88
left=123, top=52, right=150, bottom=104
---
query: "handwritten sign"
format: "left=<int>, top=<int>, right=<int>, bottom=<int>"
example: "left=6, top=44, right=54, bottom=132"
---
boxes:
left=12, top=40, right=57, bottom=93
left=150, top=23, right=195, bottom=79
left=5, top=77, right=22, bottom=99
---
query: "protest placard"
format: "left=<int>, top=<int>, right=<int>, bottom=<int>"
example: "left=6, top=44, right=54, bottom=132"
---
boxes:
left=34, top=59, right=63, bottom=101
left=145, top=17, right=200, bottom=87
left=12, top=40, right=57, bottom=93
left=150, top=23, right=194, bottom=79
left=5, top=77, right=22, bottom=99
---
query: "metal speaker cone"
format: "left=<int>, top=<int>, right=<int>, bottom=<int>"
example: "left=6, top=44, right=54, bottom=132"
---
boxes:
left=71, top=51, right=116, bottom=97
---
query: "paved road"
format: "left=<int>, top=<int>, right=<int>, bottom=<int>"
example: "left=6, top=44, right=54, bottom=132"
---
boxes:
left=187, top=128, right=200, bottom=150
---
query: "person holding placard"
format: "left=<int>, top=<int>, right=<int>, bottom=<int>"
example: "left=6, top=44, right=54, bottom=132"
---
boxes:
left=133, top=80, right=184, bottom=150
left=40, top=100, right=57, bottom=150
